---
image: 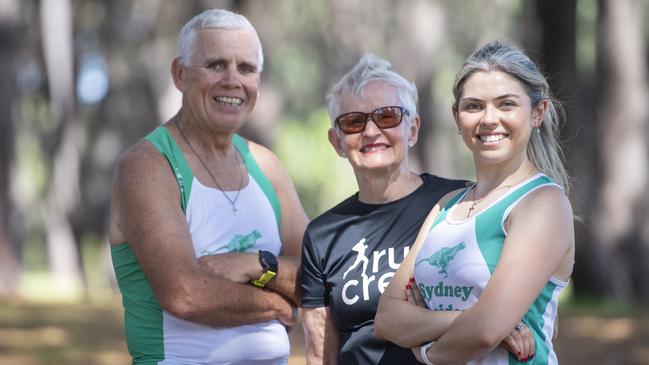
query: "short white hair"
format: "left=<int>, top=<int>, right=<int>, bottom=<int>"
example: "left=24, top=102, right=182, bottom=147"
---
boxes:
left=326, top=53, right=418, bottom=124
left=177, top=9, right=264, bottom=71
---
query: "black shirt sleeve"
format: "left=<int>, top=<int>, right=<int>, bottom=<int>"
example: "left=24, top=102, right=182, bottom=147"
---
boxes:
left=301, top=229, right=328, bottom=308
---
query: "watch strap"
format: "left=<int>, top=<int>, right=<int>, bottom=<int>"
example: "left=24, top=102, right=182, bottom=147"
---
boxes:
left=250, top=270, right=277, bottom=288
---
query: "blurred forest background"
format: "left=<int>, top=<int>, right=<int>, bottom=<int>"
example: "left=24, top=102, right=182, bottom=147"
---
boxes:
left=1, top=0, right=649, bottom=364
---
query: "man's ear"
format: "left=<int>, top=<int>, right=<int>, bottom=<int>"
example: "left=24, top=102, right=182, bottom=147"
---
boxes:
left=328, top=127, right=345, bottom=157
left=171, top=58, right=186, bottom=92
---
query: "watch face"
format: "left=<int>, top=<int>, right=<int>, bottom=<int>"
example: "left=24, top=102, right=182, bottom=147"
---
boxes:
left=260, top=250, right=278, bottom=271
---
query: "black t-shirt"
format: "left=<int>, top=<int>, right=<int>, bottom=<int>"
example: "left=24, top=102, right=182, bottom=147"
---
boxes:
left=301, top=174, right=467, bottom=365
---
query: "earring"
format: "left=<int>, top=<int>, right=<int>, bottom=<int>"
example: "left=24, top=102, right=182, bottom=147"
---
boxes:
left=458, top=129, right=463, bottom=136
left=340, top=152, right=347, bottom=158
left=408, top=140, right=415, bottom=148
left=535, top=127, right=540, bottom=134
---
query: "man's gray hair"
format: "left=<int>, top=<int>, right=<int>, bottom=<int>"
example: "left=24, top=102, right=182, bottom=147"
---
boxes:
left=326, top=53, right=418, bottom=124
left=177, top=9, right=264, bottom=71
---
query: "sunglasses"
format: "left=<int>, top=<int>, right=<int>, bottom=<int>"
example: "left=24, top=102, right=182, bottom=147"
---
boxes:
left=334, top=106, right=410, bottom=134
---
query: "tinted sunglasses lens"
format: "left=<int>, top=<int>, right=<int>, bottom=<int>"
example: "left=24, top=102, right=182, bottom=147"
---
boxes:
left=373, top=107, right=403, bottom=128
left=337, top=113, right=368, bottom=134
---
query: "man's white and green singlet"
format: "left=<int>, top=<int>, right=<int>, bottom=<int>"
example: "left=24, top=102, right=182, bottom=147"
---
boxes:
left=111, top=127, right=289, bottom=365
left=414, top=174, right=567, bottom=365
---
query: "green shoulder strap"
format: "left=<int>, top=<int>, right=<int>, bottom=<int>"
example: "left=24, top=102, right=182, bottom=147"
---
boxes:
left=232, top=134, right=281, bottom=226
left=144, top=126, right=194, bottom=212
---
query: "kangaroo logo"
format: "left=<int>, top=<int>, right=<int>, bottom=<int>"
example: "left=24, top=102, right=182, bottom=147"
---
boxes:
left=343, top=238, right=369, bottom=280
left=219, top=230, right=262, bottom=252
left=416, top=242, right=465, bottom=278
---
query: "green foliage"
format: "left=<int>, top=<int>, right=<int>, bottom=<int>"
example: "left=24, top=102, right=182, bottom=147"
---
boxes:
left=576, top=0, right=598, bottom=78
left=274, top=109, right=356, bottom=218
left=560, top=294, right=640, bottom=317
left=268, top=45, right=323, bottom=115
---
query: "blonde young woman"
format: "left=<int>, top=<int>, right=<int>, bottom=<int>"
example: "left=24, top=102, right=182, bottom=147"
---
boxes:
left=376, top=41, right=574, bottom=365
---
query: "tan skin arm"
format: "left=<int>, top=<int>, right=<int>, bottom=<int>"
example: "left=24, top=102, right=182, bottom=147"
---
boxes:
left=197, top=140, right=308, bottom=306
left=109, top=141, right=296, bottom=327
left=303, top=306, right=340, bottom=365
left=375, top=190, right=464, bottom=348
left=376, top=189, right=538, bottom=362
left=423, top=186, right=574, bottom=364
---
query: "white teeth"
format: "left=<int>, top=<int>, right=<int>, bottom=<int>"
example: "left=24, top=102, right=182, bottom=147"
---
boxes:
left=480, top=134, right=506, bottom=142
left=361, top=144, right=387, bottom=153
left=214, top=96, right=243, bottom=105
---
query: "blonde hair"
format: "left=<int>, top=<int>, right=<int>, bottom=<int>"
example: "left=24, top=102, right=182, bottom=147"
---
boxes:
left=452, top=41, right=569, bottom=192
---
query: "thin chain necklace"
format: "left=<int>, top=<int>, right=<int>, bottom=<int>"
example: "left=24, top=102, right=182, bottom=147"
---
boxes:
left=465, top=168, right=536, bottom=219
left=176, top=122, right=244, bottom=214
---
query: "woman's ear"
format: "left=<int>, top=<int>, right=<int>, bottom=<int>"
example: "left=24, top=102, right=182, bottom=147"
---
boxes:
left=451, top=104, right=463, bottom=133
left=171, top=58, right=186, bottom=92
left=328, top=127, right=346, bottom=157
left=409, top=115, right=421, bottom=145
left=532, top=99, right=549, bottom=127
left=452, top=104, right=459, bottom=124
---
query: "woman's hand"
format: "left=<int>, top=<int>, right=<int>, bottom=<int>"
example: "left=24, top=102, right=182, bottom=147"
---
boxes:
left=405, top=277, right=535, bottom=362
left=405, top=278, right=431, bottom=363
left=499, top=321, right=535, bottom=362
left=404, top=277, right=428, bottom=308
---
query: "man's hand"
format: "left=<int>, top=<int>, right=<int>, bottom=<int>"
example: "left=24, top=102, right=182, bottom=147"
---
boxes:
left=197, top=252, right=261, bottom=283
left=276, top=297, right=298, bottom=328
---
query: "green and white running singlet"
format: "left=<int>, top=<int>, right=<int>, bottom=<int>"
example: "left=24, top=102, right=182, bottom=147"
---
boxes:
left=414, top=174, right=567, bottom=365
left=111, top=127, right=288, bottom=365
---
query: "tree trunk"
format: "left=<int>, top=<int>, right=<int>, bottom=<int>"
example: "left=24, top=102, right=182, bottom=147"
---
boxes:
left=594, top=0, right=649, bottom=303
left=528, top=0, right=618, bottom=298
left=41, top=0, right=84, bottom=297
left=0, top=0, right=22, bottom=299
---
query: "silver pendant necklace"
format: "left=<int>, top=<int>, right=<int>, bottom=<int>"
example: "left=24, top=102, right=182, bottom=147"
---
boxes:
left=177, top=122, right=243, bottom=214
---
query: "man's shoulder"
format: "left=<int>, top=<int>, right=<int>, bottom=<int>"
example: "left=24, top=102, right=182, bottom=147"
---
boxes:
left=243, top=137, right=295, bottom=191
left=116, top=138, right=163, bottom=171
left=113, top=137, right=175, bottom=192
left=244, top=138, right=280, bottom=168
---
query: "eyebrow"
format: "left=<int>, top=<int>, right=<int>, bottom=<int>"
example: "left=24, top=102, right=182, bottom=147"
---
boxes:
left=202, top=57, right=258, bottom=70
left=461, top=93, right=522, bottom=102
left=202, top=57, right=226, bottom=66
left=238, top=60, right=258, bottom=71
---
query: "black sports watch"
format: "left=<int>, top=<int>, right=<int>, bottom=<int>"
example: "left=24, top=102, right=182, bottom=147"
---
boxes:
left=250, top=250, right=278, bottom=288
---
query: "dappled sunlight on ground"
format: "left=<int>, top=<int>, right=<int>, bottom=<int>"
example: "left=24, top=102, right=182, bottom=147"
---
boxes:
left=0, top=326, right=70, bottom=347
left=569, top=317, right=634, bottom=342
left=555, top=313, right=649, bottom=364
left=0, top=301, right=130, bottom=365
left=1, top=302, right=647, bottom=365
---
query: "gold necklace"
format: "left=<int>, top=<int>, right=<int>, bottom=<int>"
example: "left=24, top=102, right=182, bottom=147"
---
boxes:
left=465, top=169, right=536, bottom=219
left=177, top=122, right=244, bottom=214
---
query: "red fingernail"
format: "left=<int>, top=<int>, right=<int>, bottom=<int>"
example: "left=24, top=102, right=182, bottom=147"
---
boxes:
left=405, top=284, right=411, bottom=289
left=529, top=353, right=535, bottom=359
left=522, top=357, right=528, bottom=362
left=517, top=352, right=521, bottom=355
left=409, top=277, right=415, bottom=282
